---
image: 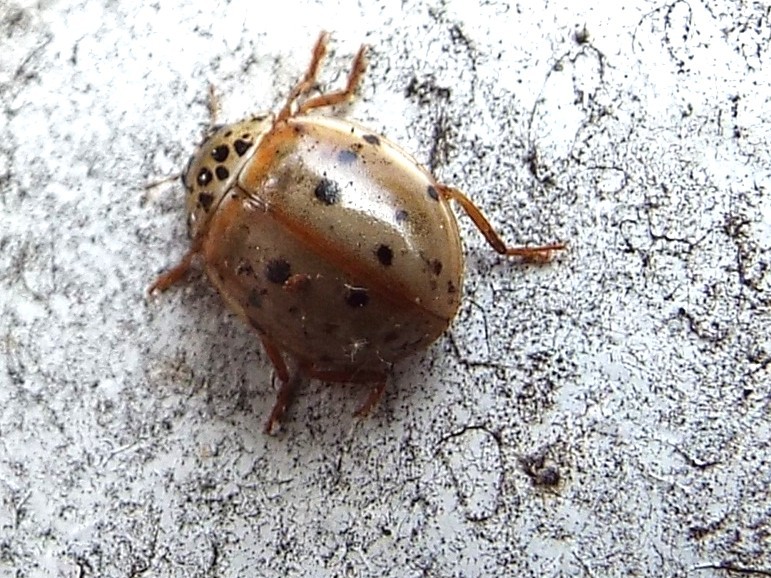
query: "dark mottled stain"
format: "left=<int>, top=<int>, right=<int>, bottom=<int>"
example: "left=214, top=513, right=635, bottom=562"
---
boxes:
left=430, top=259, right=443, bottom=276
left=314, top=178, right=341, bottom=205
left=234, top=139, right=252, bottom=156
left=211, top=144, right=229, bottom=162
left=447, top=280, right=457, bottom=294
left=319, top=354, right=333, bottom=363
left=323, top=322, right=340, bottom=334
left=430, top=280, right=438, bottom=290
left=337, top=149, right=358, bottom=164
left=288, top=305, right=299, bottom=315
left=265, top=258, right=291, bottom=284
left=198, top=192, right=214, bottom=212
left=196, top=167, right=213, bottom=187
left=248, top=289, right=262, bottom=308
left=427, top=185, right=439, bottom=201
left=395, top=209, right=409, bottom=224
left=363, top=134, right=381, bottom=146
left=375, top=244, right=393, bottom=266
left=345, top=286, right=369, bottom=308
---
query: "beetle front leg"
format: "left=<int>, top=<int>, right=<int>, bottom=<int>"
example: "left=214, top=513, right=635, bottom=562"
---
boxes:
left=148, top=248, right=198, bottom=294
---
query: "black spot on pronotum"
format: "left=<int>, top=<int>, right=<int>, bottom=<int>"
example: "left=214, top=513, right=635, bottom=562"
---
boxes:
left=395, top=209, right=409, bottom=224
left=198, top=192, right=214, bottom=212
left=234, top=139, right=252, bottom=156
left=345, top=286, right=369, bottom=308
left=427, top=185, right=439, bottom=201
left=337, top=149, right=358, bottom=164
left=430, top=259, right=443, bottom=276
left=197, top=167, right=213, bottom=187
left=215, top=166, right=230, bottom=181
left=265, top=258, right=291, bottom=284
left=314, top=178, right=341, bottom=205
left=211, top=144, right=229, bottom=162
left=375, top=244, right=393, bottom=266
left=363, top=134, right=381, bottom=146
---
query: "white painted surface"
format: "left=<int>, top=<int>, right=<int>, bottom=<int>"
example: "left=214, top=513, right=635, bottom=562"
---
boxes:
left=0, top=0, right=769, bottom=576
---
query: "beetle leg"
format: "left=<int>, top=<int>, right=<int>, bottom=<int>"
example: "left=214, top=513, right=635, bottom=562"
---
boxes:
left=148, top=249, right=197, bottom=294
left=296, top=43, right=367, bottom=115
left=258, top=335, right=290, bottom=384
left=435, top=184, right=566, bottom=262
left=148, top=237, right=204, bottom=294
left=353, top=380, right=387, bottom=418
left=264, top=370, right=302, bottom=435
left=301, top=366, right=388, bottom=417
left=257, top=334, right=297, bottom=434
left=276, top=31, right=331, bottom=122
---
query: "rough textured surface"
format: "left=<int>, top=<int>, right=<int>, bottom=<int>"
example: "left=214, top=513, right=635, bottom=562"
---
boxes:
left=1, top=1, right=769, bottom=577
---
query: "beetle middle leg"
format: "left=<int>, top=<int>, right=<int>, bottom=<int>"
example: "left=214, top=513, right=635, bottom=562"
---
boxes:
left=435, top=184, right=566, bottom=262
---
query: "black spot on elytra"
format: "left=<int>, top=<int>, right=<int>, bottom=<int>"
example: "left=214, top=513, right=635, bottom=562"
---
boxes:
left=234, top=139, right=252, bottom=156
left=375, top=244, right=393, bottom=266
left=345, top=287, right=369, bottom=308
left=395, top=209, right=409, bottom=224
left=224, top=130, right=233, bottom=137
left=236, top=261, right=254, bottom=276
left=265, top=258, right=291, bottom=284
left=363, top=134, right=381, bottom=146
left=211, top=144, right=229, bottom=162
left=198, top=192, right=214, bottom=212
left=215, top=166, right=230, bottom=181
left=197, top=167, right=213, bottom=187
left=427, top=185, right=439, bottom=201
left=248, top=289, right=262, bottom=308
left=430, top=259, right=443, bottom=276
left=337, top=149, right=358, bottom=164
left=314, top=178, right=341, bottom=205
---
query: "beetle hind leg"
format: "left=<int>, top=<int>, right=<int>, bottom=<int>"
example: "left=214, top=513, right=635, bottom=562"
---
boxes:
left=301, top=365, right=388, bottom=418
left=256, top=334, right=298, bottom=434
left=436, top=184, right=566, bottom=262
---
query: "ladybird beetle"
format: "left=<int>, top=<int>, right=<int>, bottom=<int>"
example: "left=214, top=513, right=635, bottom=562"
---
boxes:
left=150, top=32, right=564, bottom=433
